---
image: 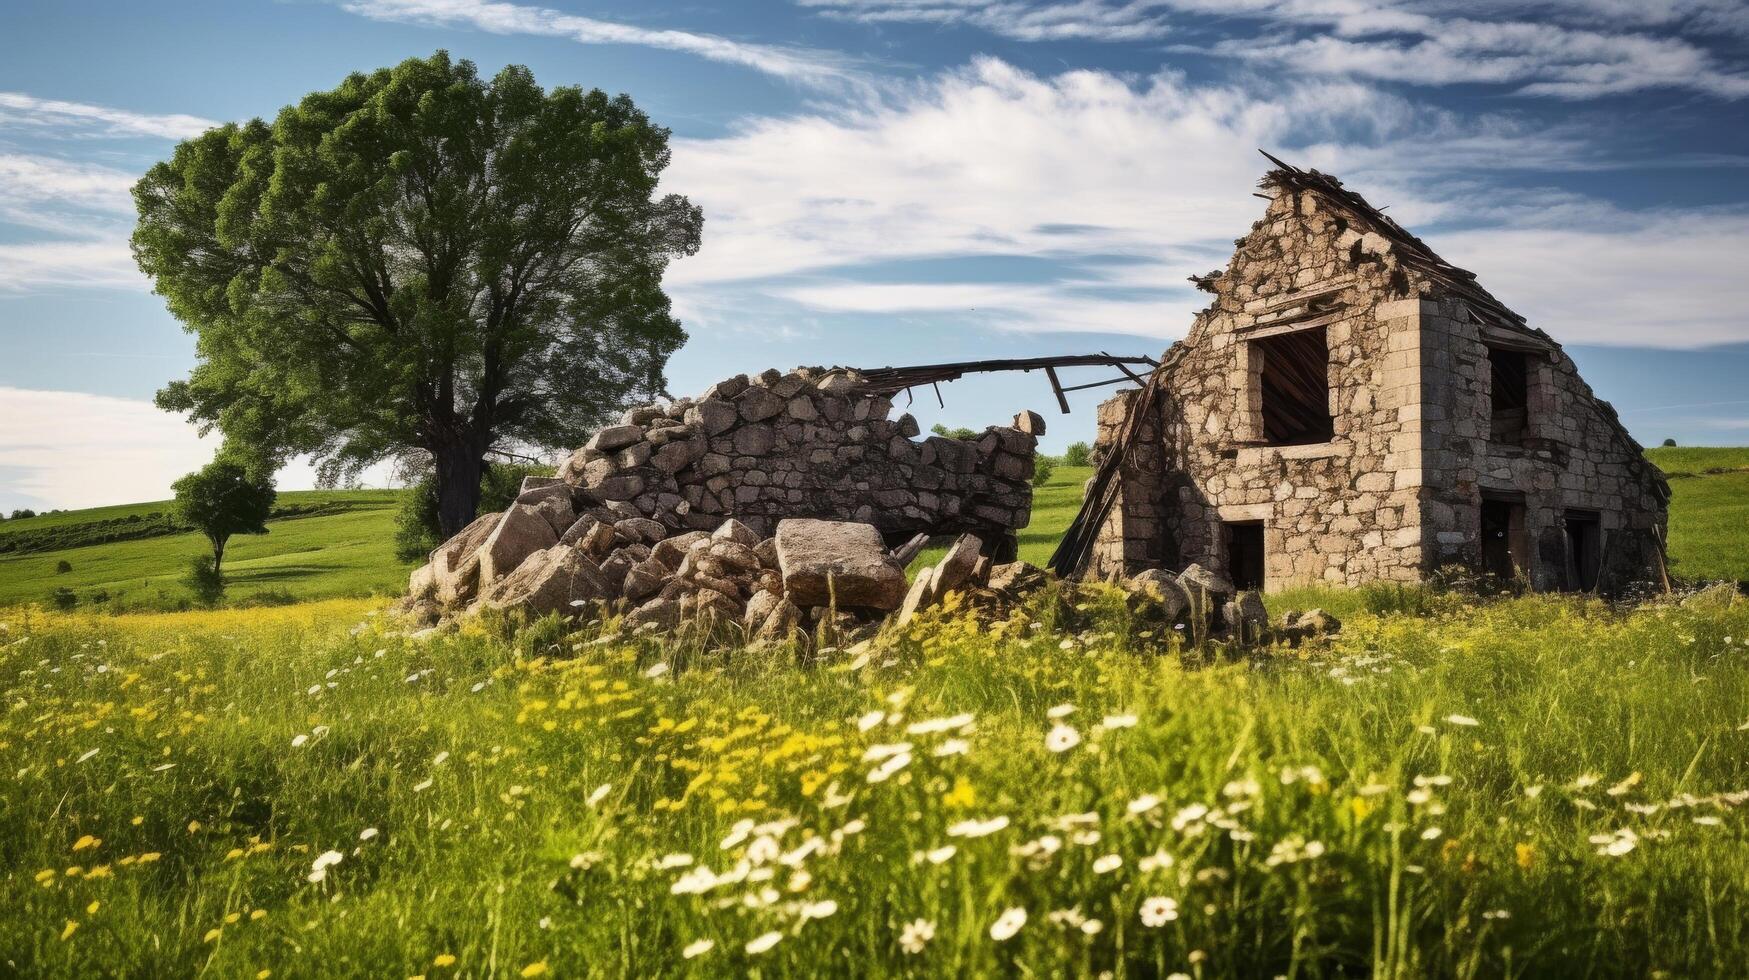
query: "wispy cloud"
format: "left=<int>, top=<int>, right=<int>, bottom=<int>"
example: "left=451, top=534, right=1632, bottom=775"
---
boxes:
left=0, top=92, right=215, bottom=140
left=341, top=0, right=868, bottom=90
left=797, top=0, right=1175, bottom=42
left=660, top=56, right=1749, bottom=347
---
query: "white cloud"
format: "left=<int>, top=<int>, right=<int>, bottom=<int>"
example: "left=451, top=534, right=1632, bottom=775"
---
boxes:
left=0, top=240, right=143, bottom=292
left=0, top=388, right=221, bottom=510
left=798, top=0, right=1175, bottom=42
left=0, top=388, right=397, bottom=512
left=662, top=57, right=1749, bottom=348
left=342, top=0, right=867, bottom=90
left=1431, top=209, right=1749, bottom=348
left=1161, top=0, right=1749, bottom=99
left=0, top=92, right=217, bottom=140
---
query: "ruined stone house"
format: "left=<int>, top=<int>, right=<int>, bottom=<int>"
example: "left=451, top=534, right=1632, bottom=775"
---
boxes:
left=1077, top=160, right=1669, bottom=593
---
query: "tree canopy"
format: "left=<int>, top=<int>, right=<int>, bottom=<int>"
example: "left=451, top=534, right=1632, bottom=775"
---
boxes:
left=134, top=51, right=703, bottom=535
left=172, top=458, right=276, bottom=573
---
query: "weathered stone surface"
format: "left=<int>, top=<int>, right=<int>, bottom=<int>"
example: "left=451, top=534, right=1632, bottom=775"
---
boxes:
left=737, top=386, right=785, bottom=422
left=622, top=558, right=668, bottom=602
left=896, top=565, right=936, bottom=627
left=592, top=473, right=646, bottom=501
left=1127, top=568, right=1189, bottom=620
left=588, top=425, right=644, bottom=452
left=775, top=519, right=907, bottom=610
left=933, top=533, right=984, bottom=595
left=626, top=597, right=680, bottom=632
left=713, top=518, right=762, bottom=549
left=1223, top=590, right=1269, bottom=641
left=408, top=562, right=437, bottom=600
left=1177, top=563, right=1234, bottom=606
left=479, top=504, right=558, bottom=587
left=613, top=517, right=668, bottom=545
left=986, top=560, right=1046, bottom=595
left=1013, top=410, right=1046, bottom=436
left=653, top=531, right=710, bottom=570
left=686, top=400, right=739, bottom=436
left=517, top=483, right=576, bottom=535
left=478, top=544, right=609, bottom=618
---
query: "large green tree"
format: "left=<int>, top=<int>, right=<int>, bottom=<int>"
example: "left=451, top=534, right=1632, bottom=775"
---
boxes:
left=134, top=52, right=702, bottom=536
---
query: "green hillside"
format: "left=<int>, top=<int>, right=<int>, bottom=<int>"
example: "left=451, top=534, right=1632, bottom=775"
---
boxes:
left=0, top=490, right=411, bottom=610
left=0, top=448, right=1742, bottom=610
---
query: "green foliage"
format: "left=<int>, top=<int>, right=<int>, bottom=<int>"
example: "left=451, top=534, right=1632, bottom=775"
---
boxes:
left=930, top=423, right=979, bottom=441
left=134, top=51, right=702, bottom=535
left=1030, top=454, right=1055, bottom=487
left=48, top=586, right=76, bottom=610
left=393, top=475, right=443, bottom=564
left=1061, top=441, right=1092, bottom=467
left=171, top=459, right=276, bottom=574
left=54, top=560, right=72, bottom=574
left=5, top=595, right=1749, bottom=975
left=0, top=500, right=348, bottom=556
left=479, top=463, right=556, bottom=514
left=1662, top=438, right=1677, bottom=447
left=183, top=555, right=226, bottom=606
left=394, top=462, right=554, bottom=562
left=10, top=509, right=36, bottom=520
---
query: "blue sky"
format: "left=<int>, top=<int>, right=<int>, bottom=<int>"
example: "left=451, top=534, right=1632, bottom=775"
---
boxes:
left=3, top=0, right=1748, bottom=512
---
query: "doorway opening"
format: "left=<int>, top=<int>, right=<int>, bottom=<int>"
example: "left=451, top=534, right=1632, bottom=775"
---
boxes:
left=1564, top=510, right=1602, bottom=592
left=1224, top=521, right=1265, bottom=591
left=1480, top=494, right=1526, bottom=581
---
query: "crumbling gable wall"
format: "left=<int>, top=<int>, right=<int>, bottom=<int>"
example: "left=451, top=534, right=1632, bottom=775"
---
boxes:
left=556, top=366, right=1038, bottom=554
left=1415, top=297, right=1668, bottom=591
left=1092, top=187, right=1429, bottom=586
left=1089, top=167, right=1668, bottom=593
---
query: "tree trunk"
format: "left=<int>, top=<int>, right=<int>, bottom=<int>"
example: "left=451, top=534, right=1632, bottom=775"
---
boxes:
left=212, top=537, right=226, bottom=575
left=434, top=443, right=487, bottom=539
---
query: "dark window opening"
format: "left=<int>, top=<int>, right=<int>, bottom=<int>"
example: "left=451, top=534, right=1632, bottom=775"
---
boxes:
left=1488, top=347, right=1528, bottom=444
left=1256, top=328, right=1334, bottom=446
left=1564, top=510, right=1602, bottom=592
left=1480, top=495, right=1526, bottom=580
left=1225, top=521, right=1265, bottom=591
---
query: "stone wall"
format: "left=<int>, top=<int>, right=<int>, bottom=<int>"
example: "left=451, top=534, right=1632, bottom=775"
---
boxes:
left=1091, top=187, right=1430, bottom=586
left=555, top=366, right=1039, bottom=555
left=1088, top=176, right=1667, bottom=593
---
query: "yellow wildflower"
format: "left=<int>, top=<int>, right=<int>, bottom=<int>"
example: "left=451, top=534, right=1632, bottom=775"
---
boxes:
left=1515, top=842, right=1536, bottom=869
left=60, top=920, right=78, bottom=941
left=433, top=953, right=457, bottom=967
left=520, top=961, right=549, bottom=977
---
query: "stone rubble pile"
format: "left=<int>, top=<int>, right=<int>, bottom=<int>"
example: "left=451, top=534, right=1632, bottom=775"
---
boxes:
left=552, top=365, right=1039, bottom=551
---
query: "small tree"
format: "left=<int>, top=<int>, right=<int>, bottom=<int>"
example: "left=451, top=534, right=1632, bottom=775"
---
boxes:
left=1031, top=455, right=1056, bottom=487
left=172, top=458, right=276, bottom=576
left=1661, top=438, right=1677, bottom=447
left=10, top=508, right=36, bottom=520
left=1062, top=441, right=1092, bottom=467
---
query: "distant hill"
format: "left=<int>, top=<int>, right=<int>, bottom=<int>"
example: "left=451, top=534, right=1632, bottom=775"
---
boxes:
left=0, top=448, right=1741, bottom=610
left=0, top=489, right=410, bottom=610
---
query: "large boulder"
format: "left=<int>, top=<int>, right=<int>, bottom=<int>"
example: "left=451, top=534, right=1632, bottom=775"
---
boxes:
left=1127, top=568, right=1189, bottom=621
left=516, top=483, right=576, bottom=536
left=1177, top=562, right=1234, bottom=611
left=430, top=511, right=503, bottom=604
left=775, top=519, right=907, bottom=611
left=477, top=545, right=610, bottom=618
left=479, top=504, right=559, bottom=587
left=1223, top=590, right=1269, bottom=643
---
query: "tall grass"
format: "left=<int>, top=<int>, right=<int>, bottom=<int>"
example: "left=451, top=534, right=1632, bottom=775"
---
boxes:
left=4, top=591, right=1748, bottom=977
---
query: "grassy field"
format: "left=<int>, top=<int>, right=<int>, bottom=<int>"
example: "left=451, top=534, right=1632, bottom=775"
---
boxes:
left=4, top=589, right=1748, bottom=976
left=0, top=490, right=410, bottom=610
left=1, top=446, right=1743, bottom=612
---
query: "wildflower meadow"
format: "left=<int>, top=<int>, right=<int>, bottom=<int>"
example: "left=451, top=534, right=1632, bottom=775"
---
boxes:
left=4, top=587, right=1749, bottom=977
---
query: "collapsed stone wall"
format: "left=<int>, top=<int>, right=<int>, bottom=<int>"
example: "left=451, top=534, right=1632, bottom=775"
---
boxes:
left=555, top=366, right=1039, bottom=554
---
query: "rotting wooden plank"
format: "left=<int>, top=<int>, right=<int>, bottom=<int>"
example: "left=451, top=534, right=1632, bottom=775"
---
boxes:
left=1043, top=366, right=1072, bottom=414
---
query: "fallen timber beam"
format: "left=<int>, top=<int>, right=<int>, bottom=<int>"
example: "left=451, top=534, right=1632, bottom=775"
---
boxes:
left=853, top=353, right=1160, bottom=404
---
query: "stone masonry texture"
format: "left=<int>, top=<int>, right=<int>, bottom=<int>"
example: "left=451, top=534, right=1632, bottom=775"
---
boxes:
left=1086, top=165, right=1669, bottom=594
left=556, top=366, right=1037, bottom=553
